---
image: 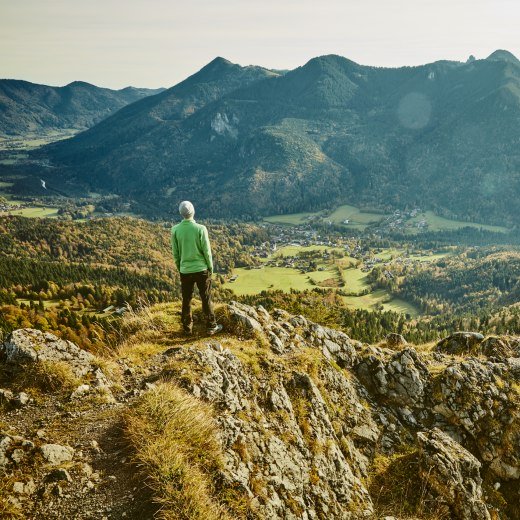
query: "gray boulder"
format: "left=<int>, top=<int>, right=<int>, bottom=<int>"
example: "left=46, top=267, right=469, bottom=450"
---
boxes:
left=40, top=444, right=74, bottom=465
left=431, top=359, right=520, bottom=480
left=355, top=347, right=430, bottom=410
left=479, top=336, right=520, bottom=360
left=3, top=329, right=94, bottom=378
left=417, top=428, right=490, bottom=520
left=385, top=333, right=407, bottom=348
left=1, top=329, right=111, bottom=390
left=435, top=332, right=484, bottom=355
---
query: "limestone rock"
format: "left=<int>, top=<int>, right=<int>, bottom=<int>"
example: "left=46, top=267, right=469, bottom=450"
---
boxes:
left=228, top=301, right=264, bottom=333
left=40, top=444, right=74, bottom=465
left=431, top=359, right=520, bottom=480
left=2, top=329, right=95, bottom=377
left=385, top=333, right=407, bottom=348
left=435, top=331, right=484, bottom=355
left=417, top=428, right=490, bottom=520
left=355, top=347, right=430, bottom=409
left=166, top=317, right=375, bottom=518
left=14, top=392, right=30, bottom=406
left=1, top=329, right=112, bottom=396
left=479, top=336, right=520, bottom=360
left=70, top=384, right=90, bottom=399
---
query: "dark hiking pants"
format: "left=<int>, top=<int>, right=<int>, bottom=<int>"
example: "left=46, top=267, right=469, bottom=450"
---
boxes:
left=180, top=270, right=216, bottom=331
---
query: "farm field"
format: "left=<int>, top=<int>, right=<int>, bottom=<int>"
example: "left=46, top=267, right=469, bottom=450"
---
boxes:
left=16, top=299, right=61, bottom=309
left=265, top=204, right=387, bottom=229
left=341, top=268, right=369, bottom=294
left=0, top=130, right=78, bottom=152
left=327, top=204, right=388, bottom=227
left=272, top=244, right=345, bottom=258
left=264, top=210, right=321, bottom=225
left=342, top=290, right=419, bottom=317
left=5, top=206, right=60, bottom=218
left=265, top=205, right=509, bottom=233
left=223, top=243, right=424, bottom=315
left=408, top=210, right=509, bottom=233
left=223, top=265, right=337, bottom=295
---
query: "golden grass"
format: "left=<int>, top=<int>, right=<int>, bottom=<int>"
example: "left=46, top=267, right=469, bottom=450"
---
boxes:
left=16, top=360, right=80, bottom=393
left=117, top=341, right=166, bottom=366
left=0, top=477, right=24, bottom=519
left=124, top=382, right=254, bottom=520
left=368, top=449, right=450, bottom=519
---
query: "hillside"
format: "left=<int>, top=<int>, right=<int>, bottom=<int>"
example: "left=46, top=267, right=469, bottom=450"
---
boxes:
left=0, top=302, right=518, bottom=519
left=0, top=216, right=267, bottom=349
left=0, top=80, right=164, bottom=136
left=33, top=51, right=520, bottom=225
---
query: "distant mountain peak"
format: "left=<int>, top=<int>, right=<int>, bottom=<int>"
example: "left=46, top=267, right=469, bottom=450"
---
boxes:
left=65, top=80, right=96, bottom=88
left=486, top=49, right=520, bottom=65
left=306, top=54, right=359, bottom=68
left=200, top=56, right=235, bottom=72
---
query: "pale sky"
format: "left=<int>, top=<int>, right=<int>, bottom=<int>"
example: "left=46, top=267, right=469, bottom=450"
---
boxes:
left=1, top=0, right=519, bottom=90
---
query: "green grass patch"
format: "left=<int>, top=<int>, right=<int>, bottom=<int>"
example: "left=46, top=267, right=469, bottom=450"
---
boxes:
left=223, top=266, right=338, bottom=294
left=6, top=206, right=59, bottom=218
left=409, top=210, right=508, bottom=233
left=272, top=244, right=345, bottom=258
left=264, top=203, right=388, bottom=229
left=264, top=211, right=321, bottom=225
left=342, top=289, right=419, bottom=316
left=341, top=268, right=369, bottom=293
left=328, top=204, right=388, bottom=227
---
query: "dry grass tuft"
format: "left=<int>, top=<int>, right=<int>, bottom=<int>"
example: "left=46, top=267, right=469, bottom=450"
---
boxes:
left=124, top=382, right=254, bottom=520
left=13, top=360, right=80, bottom=393
left=368, top=449, right=450, bottom=519
left=117, top=341, right=166, bottom=366
left=0, top=477, right=24, bottom=519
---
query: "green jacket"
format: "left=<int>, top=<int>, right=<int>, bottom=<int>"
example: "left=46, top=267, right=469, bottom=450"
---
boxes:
left=171, top=219, right=213, bottom=274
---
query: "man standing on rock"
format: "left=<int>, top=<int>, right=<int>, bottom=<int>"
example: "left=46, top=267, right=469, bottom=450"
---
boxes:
left=171, top=201, right=222, bottom=336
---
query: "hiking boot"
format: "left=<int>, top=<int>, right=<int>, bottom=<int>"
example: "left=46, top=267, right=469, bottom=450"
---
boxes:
left=207, top=324, right=223, bottom=336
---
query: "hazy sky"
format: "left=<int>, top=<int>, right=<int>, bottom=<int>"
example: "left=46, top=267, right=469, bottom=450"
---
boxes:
left=1, top=0, right=519, bottom=89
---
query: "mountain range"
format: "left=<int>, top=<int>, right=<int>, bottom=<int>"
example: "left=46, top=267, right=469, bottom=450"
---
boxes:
left=27, top=50, right=520, bottom=225
left=0, top=79, right=164, bottom=136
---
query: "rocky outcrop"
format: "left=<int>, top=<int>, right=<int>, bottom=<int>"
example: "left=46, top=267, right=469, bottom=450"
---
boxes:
left=229, top=301, right=359, bottom=367
left=167, top=341, right=375, bottom=518
left=1, top=329, right=110, bottom=390
left=435, top=331, right=484, bottom=355
left=165, top=303, right=519, bottom=517
left=1, top=305, right=519, bottom=519
left=431, top=358, right=520, bottom=480
left=417, top=428, right=490, bottom=520
left=355, top=347, right=430, bottom=430
left=385, top=333, right=407, bottom=348
left=479, top=335, right=520, bottom=360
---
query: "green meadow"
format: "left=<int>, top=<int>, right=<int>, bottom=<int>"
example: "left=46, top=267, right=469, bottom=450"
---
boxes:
left=264, top=211, right=321, bottom=225
left=6, top=206, right=60, bottom=218
left=265, top=204, right=387, bottom=229
left=408, top=210, right=509, bottom=233
left=223, top=244, right=422, bottom=316
left=265, top=205, right=509, bottom=233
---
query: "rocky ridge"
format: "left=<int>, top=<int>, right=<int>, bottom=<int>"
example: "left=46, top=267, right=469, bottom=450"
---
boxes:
left=0, top=302, right=519, bottom=519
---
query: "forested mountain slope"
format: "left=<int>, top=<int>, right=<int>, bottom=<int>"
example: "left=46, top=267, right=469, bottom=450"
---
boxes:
left=0, top=79, right=164, bottom=136
left=36, top=51, right=520, bottom=225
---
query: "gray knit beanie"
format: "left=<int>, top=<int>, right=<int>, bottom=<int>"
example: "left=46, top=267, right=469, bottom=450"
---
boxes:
left=179, top=200, right=195, bottom=219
